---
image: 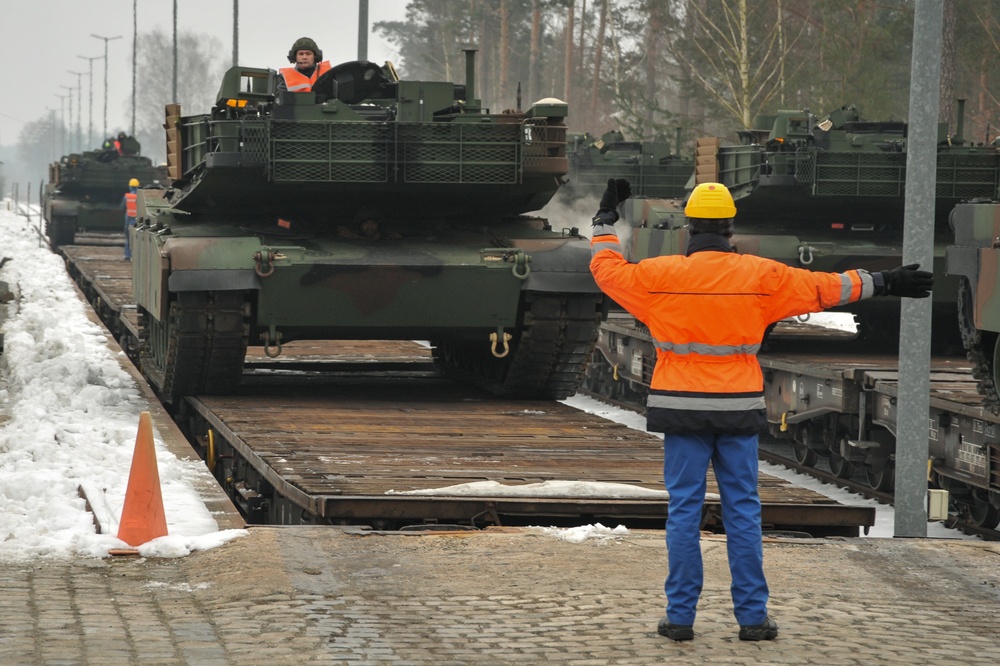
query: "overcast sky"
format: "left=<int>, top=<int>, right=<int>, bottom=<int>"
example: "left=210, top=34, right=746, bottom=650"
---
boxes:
left=0, top=0, right=409, bottom=146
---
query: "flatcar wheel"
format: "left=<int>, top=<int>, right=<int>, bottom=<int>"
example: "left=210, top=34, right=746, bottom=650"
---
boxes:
left=966, top=498, right=1000, bottom=530
left=865, top=462, right=894, bottom=492
left=793, top=427, right=819, bottom=467
left=829, top=452, right=854, bottom=479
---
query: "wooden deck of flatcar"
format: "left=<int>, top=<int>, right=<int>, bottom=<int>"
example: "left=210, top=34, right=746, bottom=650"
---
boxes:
left=60, top=242, right=877, bottom=534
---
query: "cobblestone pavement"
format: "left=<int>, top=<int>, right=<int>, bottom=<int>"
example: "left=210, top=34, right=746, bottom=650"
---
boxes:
left=2, top=527, right=1000, bottom=665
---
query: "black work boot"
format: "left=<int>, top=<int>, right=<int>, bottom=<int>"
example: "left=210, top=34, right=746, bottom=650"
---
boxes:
left=738, top=616, right=778, bottom=641
left=657, top=616, right=694, bottom=641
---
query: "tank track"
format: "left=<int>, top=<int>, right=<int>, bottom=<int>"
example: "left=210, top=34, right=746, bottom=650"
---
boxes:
left=138, top=291, right=250, bottom=404
left=957, top=277, right=1000, bottom=414
left=433, top=292, right=602, bottom=400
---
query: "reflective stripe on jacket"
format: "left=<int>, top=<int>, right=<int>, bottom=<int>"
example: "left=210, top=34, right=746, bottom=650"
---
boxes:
left=589, top=230, right=876, bottom=434
left=124, top=192, right=137, bottom=217
left=279, top=61, right=333, bottom=92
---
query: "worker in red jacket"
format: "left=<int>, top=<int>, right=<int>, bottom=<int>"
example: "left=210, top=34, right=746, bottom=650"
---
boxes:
left=589, top=179, right=932, bottom=642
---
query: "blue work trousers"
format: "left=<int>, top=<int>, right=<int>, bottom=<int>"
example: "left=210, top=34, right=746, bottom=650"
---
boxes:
left=124, top=215, right=136, bottom=260
left=663, top=431, right=768, bottom=626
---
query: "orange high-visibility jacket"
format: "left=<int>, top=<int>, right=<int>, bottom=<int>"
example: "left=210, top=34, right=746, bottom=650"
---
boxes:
left=279, top=61, right=333, bottom=93
left=124, top=192, right=137, bottom=217
left=590, top=232, right=878, bottom=434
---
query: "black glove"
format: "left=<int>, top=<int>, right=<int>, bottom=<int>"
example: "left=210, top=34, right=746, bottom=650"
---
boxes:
left=880, top=263, right=933, bottom=298
left=591, top=209, right=618, bottom=236
left=598, top=178, right=632, bottom=214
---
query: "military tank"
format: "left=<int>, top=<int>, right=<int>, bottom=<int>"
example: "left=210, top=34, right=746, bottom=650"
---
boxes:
left=561, top=129, right=692, bottom=200
left=947, top=199, right=1000, bottom=413
left=43, top=139, right=167, bottom=248
left=620, top=101, right=999, bottom=351
left=131, top=53, right=602, bottom=404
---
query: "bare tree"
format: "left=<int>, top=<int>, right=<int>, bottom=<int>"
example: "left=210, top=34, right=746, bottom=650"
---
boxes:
left=134, top=29, right=226, bottom=164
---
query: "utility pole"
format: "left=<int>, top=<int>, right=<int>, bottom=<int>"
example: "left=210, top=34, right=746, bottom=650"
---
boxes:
left=68, top=71, right=86, bottom=152
left=60, top=85, right=75, bottom=152
left=132, top=0, right=138, bottom=136
left=78, top=54, right=103, bottom=149
left=55, top=93, right=69, bottom=155
left=91, top=33, right=122, bottom=139
left=233, top=0, right=239, bottom=66
left=172, top=0, right=178, bottom=102
left=358, top=0, right=369, bottom=61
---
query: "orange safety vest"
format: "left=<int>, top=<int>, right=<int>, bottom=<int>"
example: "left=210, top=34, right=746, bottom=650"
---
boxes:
left=590, top=232, right=875, bottom=434
left=125, top=192, right=137, bottom=217
left=279, top=61, right=332, bottom=93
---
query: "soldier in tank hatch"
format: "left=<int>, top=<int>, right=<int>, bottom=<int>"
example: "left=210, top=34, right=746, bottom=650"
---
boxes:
left=588, top=179, right=932, bottom=642
left=277, top=37, right=332, bottom=94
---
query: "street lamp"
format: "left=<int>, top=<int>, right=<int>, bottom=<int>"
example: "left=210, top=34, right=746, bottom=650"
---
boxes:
left=55, top=93, right=69, bottom=155
left=59, top=85, right=75, bottom=152
left=78, top=54, right=104, bottom=149
left=91, top=34, right=122, bottom=139
left=68, top=71, right=86, bottom=152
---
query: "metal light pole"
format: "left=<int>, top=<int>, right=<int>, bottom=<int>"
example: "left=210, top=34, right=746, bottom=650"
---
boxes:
left=78, top=54, right=103, bottom=149
left=60, top=85, right=75, bottom=152
left=172, top=0, right=178, bottom=102
left=68, top=71, right=86, bottom=152
left=358, top=0, right=369, bottom=61
left=132, top=0, right=137, bottom=136
left=91, top=34, right=122, bottom=139
left=233, top=0, right=239, bottom=66
left=55, top=93, right=69, bottom=155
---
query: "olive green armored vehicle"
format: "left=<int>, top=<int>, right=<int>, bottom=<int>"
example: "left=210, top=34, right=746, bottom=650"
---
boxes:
left=132, top=54, right=601, bottom=404
left=562, top=129, right=691, bottom=200
left=619, top=102, right=999, bottom=351
left=947, top=199, right=1000, bottom=413
left=43, top=140, right=166, bottom=248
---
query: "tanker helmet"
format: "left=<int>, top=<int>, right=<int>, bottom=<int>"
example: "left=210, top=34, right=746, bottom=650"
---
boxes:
left=287, top=37, right=322, bottom=63
left=129, top=178, right=140, bottom=187
left=684, top=182, right=736, bottom=237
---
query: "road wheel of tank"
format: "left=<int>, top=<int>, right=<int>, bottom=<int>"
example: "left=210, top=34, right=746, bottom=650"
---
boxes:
left=792, top=426, right=819, bottom=467
left=865, top=461, right=894, bottom=493
left=139, top=291, right=249, bottom=404
left=958, top=277, right=1000, bottom=414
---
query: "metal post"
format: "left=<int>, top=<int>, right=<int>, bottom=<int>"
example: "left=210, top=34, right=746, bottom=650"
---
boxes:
left=358, top=0, right=369, bottom=61
left=78, top=55, right=103, bottom=149
left=91, top=34, right=122, bottom=138
left=60, top=85, right=75, bottom=152
left=68, top=71, right=85, bottom=152
left=55, top=93, right=69, bottom=155
left=132, top=0, right=138, bottom=136
left=233, top=0, right=239, bottom=66
left=895, top=0, right=943, bottom=538
left=172, top=0, right=178, bottom=102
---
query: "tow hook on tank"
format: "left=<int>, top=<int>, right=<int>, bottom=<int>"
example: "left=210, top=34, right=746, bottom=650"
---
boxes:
left=797, top=244, right=815, bottom=266
left=254, top=249, right=276, bottom=277
left=261, top=326, right=283, bottom=358
left=490, top=328, right=512, bottom=358
left=507, top=250, right=531, bottom=279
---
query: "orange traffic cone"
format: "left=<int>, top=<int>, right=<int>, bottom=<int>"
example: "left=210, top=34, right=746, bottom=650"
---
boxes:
left=116, top=411, right=168, bottom=546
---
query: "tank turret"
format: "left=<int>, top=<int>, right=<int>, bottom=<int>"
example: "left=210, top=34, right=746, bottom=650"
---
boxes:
left=132, top=56, right=601, bottom=404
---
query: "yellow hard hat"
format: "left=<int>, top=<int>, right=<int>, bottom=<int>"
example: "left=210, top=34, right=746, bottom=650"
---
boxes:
left=684, top=182, right=736, bottom=219
left=129, top=178, right=140, bottom=187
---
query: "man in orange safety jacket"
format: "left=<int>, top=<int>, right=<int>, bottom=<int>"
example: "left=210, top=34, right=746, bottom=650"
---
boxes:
left=277, top=37, right=332, bottom=94
left=589, top=179, right=932, bottom=643
left=122, top=178, right=139, bottom=260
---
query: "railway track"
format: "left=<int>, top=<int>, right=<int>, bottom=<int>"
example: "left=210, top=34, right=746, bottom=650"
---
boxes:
left=55, top=241, right=876, bottom=535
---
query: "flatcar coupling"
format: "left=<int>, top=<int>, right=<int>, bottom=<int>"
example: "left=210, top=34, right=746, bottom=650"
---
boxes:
left=490, top=329, right=512, bottom=358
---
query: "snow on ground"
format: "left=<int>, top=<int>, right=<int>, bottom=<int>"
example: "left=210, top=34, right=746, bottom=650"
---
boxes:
left=0, top=203, right=246, bottom=562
